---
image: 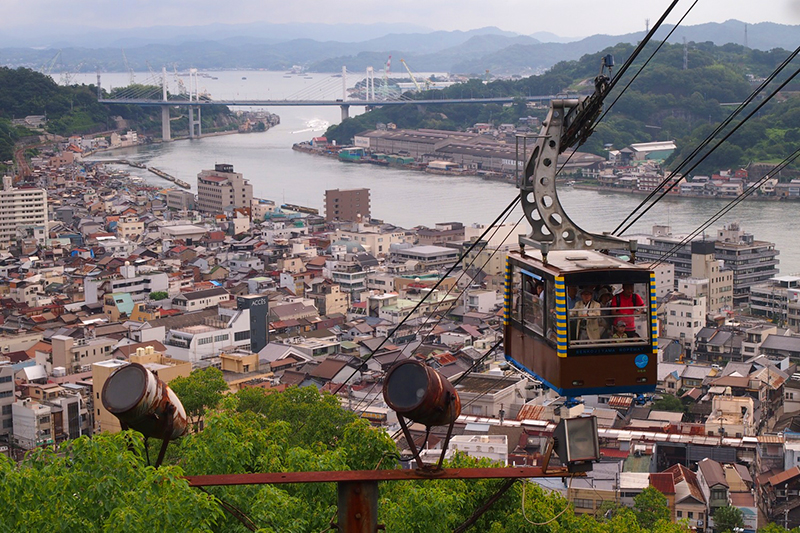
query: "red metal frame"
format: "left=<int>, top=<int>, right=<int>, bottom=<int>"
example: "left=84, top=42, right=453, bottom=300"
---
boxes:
left=185, top=466, right=574, bottom=487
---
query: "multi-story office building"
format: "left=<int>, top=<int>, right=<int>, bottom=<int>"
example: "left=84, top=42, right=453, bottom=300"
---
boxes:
left=196, top=164, right=253, bottom=213
left=634, top=224, right=777, bottom=306
left=714, top=223, right=779, bottom=305
left=325, top=188, right=371, bottom=223
left=165, top=189, right=196, bottom=211
left=0, top=176, right=48, bottom=249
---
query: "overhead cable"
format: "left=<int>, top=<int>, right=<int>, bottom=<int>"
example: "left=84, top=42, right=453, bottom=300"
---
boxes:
left=614, top=45, right=800, bottom=234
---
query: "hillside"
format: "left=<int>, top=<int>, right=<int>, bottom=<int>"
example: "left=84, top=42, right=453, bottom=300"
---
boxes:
left=1, top=20, right=798, bottom=76
left=324, top=41, right=800, bottom=175
left=0, top=67, right=241, bottom=160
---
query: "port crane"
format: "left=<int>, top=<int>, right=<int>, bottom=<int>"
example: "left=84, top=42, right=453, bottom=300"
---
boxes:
left=400, top=59, right=422, bottom=92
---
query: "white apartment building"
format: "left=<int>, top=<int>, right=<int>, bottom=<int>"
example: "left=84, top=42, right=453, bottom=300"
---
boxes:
left=335, top=224, right=406, bottom=257
left=664, top=294, right=707, bottom=351
left=11, top=398, right=53, bottom=449
left=0, top=176, right=48, bottom=249
left=196, top=163, right=253, bottom=213
left=84, top=262, right=169, bottom=305
left=163, top=305, right=254, bottom=363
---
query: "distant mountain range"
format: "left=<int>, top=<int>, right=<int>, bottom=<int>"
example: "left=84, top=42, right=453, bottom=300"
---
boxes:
left=1, top=20, right=797, bottom=77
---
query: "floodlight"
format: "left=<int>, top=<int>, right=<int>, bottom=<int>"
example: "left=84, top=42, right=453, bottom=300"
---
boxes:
left=552, top=416, right=600, bottom=473
left=102, top=362, right=188, bottom=441
left=383, top=360, right=461, bottom=471
left=383, top=360, right=461, bottom=428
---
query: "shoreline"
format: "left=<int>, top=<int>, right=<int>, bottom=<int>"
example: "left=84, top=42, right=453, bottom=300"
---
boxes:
left=83, top=129, right=242, bottom=158
left=572, top=183, right=800, bottom=202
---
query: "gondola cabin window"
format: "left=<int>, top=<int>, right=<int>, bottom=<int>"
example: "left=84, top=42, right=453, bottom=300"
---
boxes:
left=510, top=268, right=553, bottom=339
left=566, top=283, right=650, bottom=347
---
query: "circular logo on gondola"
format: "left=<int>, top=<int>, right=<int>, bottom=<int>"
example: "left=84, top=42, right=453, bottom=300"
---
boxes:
left=635, top=354, right=649, bottom=369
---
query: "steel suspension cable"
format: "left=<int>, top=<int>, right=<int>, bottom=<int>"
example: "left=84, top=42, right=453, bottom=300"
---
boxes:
left=616, top=62, right=800, bottom=236
left=613, top=45, right=800, bottom=235
left=651, top=146, right=800, bottom=268
left=331, top=192, right=522, bottom=396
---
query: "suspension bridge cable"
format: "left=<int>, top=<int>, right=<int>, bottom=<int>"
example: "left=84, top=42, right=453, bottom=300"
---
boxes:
left=613, top=45, right=800, bottom=234
left=615, top=61, right=800, bottom=236
left=651, top=146, right=800, bottom=269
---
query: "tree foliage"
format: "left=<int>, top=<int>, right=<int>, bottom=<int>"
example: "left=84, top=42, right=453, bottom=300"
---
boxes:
left=169, top=367, right=228, bottom=430
left=651, top=394, right=686, bottom=414
left=633, top=487, right=672, bottom=530
left=1, top=386, right=694, bottom=531
left=713, top=505, right=745, bottom=532
left=0, top=67, right=240, bottom=138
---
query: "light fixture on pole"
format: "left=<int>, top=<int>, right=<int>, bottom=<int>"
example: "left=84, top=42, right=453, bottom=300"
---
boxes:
left=383, top=359, right=461, bottom=471
left=101, top=362, right=188, bottom=467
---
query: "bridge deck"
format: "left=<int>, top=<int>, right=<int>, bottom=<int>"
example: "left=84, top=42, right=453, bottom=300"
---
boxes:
left=99, top=95, right=563, bottom=107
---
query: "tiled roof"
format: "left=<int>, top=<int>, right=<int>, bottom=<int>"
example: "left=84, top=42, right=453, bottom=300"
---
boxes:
left=650, top=472, right=675, bottom=495
left=768, top=466, right=800, bottom=487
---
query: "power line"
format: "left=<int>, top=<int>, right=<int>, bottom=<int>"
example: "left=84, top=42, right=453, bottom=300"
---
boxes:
left=613, top=45, right=800, bottom=235
left=350, top=212, right=523, bottom=416
left=651, top=146, right=800, bottom=268
left=332, top=193, right=522, bottom=396
left=615, top=59, right=800, bottom=236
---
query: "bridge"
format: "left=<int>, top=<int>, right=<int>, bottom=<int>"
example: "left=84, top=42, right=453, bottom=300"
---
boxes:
left=97, top=67, right=562, bottom=141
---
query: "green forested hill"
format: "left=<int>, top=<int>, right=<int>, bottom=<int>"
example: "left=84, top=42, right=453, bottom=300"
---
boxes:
left=0, top=67, right=239, bottom=164
left=325, top=41, right=800, bottom=175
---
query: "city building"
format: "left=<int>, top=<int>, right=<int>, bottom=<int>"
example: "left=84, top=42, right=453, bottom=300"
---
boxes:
left=51, top=335, right=118, bottom=375
left=0, top=176, right=48, bottom=249
left=749, top=275, right=800, bottom=332
left=325, top=188, right=371, bottom=222
left=714, top=223, right=780, bottom=305
left=634, top=224, right=777, bottom=305
left=196, top=164, right=253, bottom=213
left=172, top=287, right=232, bottom=312
left=689, top=240, right=734, bottom=314
left=165, top=189, right=196, bottom=212
left=0, top=363, right=15, bottom=440
left=334, top=222, right=405, bottom=257
left=663, top=294, right=707, bottom=352
left=84, top=262, right=169, bottom=305
left=116, top=214, right=144, bottom=241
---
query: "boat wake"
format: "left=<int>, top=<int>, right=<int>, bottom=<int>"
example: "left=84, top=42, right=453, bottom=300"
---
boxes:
left=291, top=119, right=330, bottom=134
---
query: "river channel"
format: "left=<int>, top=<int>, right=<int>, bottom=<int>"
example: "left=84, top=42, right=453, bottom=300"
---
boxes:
left=73, top=70, right=798, bottom=274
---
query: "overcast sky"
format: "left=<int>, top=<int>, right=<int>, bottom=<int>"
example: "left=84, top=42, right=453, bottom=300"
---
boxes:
left=3, top=0, right=800, bottom=37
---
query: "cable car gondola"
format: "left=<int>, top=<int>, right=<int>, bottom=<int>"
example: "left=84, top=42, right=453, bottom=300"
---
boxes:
left=504, top=248, right=657, bottom=397
left=503, top=56, right=657, bottom=398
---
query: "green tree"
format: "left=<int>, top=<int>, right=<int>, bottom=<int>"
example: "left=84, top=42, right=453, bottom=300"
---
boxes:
left=633, top=486, right=671, bottom=530
left=0, top=387, right=695, bottom=532
left=0, top=432, right=223, bottom=531
left=149, top=291, right=169, bottom=300
left=714, top=505, right=745, bottom=532
left=652, top=394, right=686, bottom=413
left=170, top=367, right=228, bottom=431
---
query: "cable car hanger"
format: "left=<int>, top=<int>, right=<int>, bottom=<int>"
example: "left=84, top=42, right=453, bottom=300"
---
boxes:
left=518, top=55, right=637, bottom=257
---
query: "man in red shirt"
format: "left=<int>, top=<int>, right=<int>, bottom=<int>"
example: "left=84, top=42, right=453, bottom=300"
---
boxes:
left=611, top=284, right=645, bottom=337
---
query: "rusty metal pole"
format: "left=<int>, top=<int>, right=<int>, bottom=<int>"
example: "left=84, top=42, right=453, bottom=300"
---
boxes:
left=337, top=481, right=378, bottom=533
